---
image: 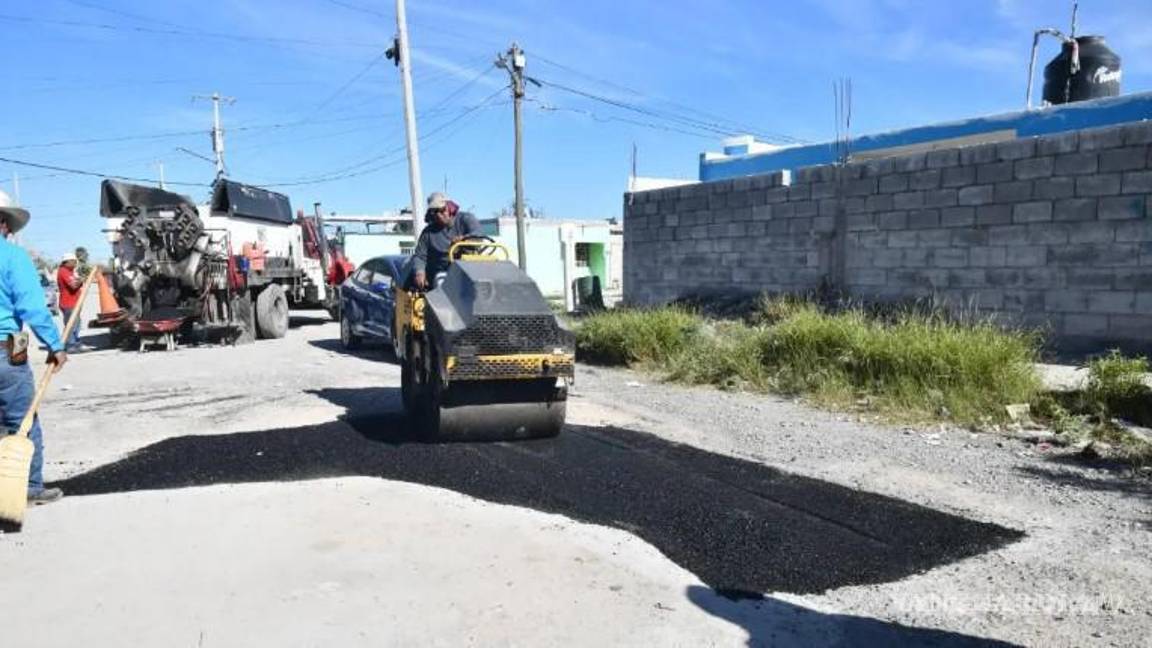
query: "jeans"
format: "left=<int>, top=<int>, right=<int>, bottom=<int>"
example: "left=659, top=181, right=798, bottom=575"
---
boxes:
left=60, top=307, right=81, bottom=349
left=0, top=361, right=44, bottom=494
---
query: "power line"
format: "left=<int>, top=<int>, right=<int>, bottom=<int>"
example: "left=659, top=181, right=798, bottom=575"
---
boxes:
left=534, top=76, right=805, bottom=144
left=0, top=155, right=208, bottom=187
left=305, top=49, right=391, bottom=120
left=256, top=86, right=508, bottom=187
left=531, top=57, right=807, bottom=144
left=322, top=0, right=390, bottom=21
left=0, top=113, right=395, bottom=151
left=526, top=99, right=717, bottom=140
left=61, top=0, right=183, bottom=28
left=0, top=13, right=380, bottom=49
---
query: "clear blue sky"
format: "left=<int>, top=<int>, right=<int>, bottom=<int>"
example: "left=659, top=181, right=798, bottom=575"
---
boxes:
left=3, top=0, right=1150, bottom=260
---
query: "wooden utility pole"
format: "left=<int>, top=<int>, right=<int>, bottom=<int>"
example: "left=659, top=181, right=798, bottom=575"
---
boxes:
left=497, top=43, right=528, bottom=269
left=392, top=0, right=424, bottom=239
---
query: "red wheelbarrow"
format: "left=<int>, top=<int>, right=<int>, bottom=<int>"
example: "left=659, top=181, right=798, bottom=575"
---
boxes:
left=135, top=317, right=187, bottom=352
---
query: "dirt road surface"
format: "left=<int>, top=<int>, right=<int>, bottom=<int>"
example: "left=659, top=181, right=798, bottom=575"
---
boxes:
left=1, top=302, right=1148, bottom=647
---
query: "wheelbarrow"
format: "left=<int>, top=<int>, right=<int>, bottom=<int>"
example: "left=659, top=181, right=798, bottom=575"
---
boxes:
left=135, top=317, right=187, bottom=352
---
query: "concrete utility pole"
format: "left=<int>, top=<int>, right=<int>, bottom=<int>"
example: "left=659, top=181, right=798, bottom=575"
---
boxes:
left=193, top=92, right=236, bottom=179
left=497, top=43, right=529, bottom=270
left=391, top=0, right=424, bottom=238
left=157, top=161, right=166, bottom=189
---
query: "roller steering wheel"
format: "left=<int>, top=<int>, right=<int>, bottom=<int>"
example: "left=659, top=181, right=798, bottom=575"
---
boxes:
left=451, top=234, right=498, bottom=259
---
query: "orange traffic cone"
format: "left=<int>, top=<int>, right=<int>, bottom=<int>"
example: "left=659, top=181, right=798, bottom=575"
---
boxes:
left=94, top=269, right=128, bottom=325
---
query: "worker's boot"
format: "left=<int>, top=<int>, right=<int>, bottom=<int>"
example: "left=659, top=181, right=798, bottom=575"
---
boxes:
left=27, top=487, right=64, bottom=505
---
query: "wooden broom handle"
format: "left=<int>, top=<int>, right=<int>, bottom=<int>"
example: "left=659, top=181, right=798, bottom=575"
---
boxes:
left=17, top=268, right=100, bottom=438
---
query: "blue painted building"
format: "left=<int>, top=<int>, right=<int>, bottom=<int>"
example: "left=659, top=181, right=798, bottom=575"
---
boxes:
left=700, top=92, right=1152, bottom=182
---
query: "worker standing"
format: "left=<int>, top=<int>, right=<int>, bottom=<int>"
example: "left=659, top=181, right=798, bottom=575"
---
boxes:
left=0, top=191, right=67, bottom=505
left=56, top=253, right=83, bottom=351
left=412, top=192, right=480, bottom=290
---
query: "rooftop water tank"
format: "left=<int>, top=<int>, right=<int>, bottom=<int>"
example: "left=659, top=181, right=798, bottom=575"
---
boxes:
left=1043, top=35, right=1121, bottom=105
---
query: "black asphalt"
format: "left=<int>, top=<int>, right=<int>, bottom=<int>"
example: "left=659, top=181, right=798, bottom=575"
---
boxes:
left=55, top=386, right=1022, bottom=598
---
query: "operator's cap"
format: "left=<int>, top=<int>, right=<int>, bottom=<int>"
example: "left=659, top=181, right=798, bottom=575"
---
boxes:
left=426, top=192, right=451, bottom=210
left=0, top=190, right=30, bottom=234
left=61, top=253, right=78, bottom=263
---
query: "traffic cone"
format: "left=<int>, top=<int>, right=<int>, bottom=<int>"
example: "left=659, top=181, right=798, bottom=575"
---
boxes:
left=94, top=269, right=128, bottom=325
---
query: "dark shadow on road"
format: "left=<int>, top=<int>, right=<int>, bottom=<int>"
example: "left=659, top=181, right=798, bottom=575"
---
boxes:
left=1016, top=461, right=1152, bottom=501
left=54, top=386, right=1022, bottom=595
left=289, top=312, right=333, bottom=328
left=686, top=585, right=1019, bottom=647
left=306, top=338, right=395, bottom=363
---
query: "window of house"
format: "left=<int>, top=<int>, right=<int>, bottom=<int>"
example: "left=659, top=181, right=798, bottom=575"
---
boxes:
left=574, top=243, right=590, bottom=267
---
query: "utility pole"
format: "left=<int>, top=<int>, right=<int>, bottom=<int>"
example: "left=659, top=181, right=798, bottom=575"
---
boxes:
left=157, top=161, right=166, bottom=189
left=388, top=0, right=423, bottom=238
left=193, top=92, right=236, bottom=179
left=496, top=43, right=528, bottom=269
left=11, top=172, right=19, bottom=204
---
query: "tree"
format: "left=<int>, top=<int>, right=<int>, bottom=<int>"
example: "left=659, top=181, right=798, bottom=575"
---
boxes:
left=492, top=199, right=546, bottom=219
left=75, top=246, right=93, bottom=278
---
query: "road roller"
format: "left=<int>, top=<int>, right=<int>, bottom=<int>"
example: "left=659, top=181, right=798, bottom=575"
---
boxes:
left=394, top=238, right=574, bottom=440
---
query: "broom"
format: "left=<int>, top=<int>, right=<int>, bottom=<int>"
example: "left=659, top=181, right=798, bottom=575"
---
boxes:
left=0, top=267, right=99, bottom=531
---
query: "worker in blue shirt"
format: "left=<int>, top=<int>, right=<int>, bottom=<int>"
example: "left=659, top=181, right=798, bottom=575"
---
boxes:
left=0, top=191, right=67, bottom=505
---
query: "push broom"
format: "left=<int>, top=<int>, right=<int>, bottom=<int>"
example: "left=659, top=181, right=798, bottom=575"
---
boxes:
left=0, top=267, right=99, bottom=532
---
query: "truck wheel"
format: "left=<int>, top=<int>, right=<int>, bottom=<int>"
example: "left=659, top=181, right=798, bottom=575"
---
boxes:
left=255, top=284, right=290, bottom=339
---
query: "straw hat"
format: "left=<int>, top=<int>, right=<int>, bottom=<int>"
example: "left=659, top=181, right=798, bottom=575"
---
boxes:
left=0, top=190, right=30, bottom=233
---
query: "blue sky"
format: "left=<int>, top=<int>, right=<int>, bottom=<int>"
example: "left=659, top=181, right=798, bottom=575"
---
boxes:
left=3, top=0, right=1151, bottom=259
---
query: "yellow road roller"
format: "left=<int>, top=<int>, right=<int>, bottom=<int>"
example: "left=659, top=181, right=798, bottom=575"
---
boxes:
left=394, top=238, right=574, bottom=439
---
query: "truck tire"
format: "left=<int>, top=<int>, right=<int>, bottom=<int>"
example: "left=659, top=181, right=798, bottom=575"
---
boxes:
left=255, top=284, right=290, bottom=339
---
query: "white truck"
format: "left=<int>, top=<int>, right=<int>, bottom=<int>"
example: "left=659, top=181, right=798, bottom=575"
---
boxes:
left=99, top=179, right=336, bottom=346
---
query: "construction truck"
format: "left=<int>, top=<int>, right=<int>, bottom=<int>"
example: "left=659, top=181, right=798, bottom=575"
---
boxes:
left=97, top=179, right=337, bottom=348
left=394, top=238, right=574, bottom=439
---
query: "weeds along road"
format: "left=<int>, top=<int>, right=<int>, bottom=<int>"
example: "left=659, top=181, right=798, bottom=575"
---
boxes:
left=1, top=303, right=1149, bottom=647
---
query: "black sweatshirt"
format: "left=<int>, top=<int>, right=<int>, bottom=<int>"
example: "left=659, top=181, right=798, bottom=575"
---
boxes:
left=411, top=211, right=481, bottom=276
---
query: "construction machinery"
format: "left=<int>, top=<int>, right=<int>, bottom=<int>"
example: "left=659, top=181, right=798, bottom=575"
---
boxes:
left=394, top=238, right=574, bottom=439
left=97, top=179, right=339, bottom=347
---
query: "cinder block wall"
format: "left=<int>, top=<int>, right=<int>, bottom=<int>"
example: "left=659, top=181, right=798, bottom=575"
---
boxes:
left=624, top=121, right=1152, bottom=351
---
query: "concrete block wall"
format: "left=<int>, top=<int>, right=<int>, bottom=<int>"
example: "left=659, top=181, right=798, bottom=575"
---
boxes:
left=624, top=120, right=1152, bottom=351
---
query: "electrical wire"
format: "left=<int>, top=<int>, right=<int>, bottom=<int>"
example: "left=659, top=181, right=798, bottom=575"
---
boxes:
left=534, top=76, right=804, bottom=144
left=322, top=0, right=390, bottom=22
left=532, top=56, right=807, bottom=144
left=526, top=99, right=716, bottom=140
left=61, top=0, right=183, bottom=28
left=0, top=113, right=396, bottom=151
left=0, top=155, right=209, bottom=187
left=255, top=86, right=508, bottom=187
left=0, top=13, right=380, bottom=49
left=304, top=49, right=391, bottom=120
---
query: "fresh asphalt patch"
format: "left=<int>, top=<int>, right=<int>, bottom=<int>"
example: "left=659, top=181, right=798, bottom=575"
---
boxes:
left=54, top=388, right=1022, bottom=596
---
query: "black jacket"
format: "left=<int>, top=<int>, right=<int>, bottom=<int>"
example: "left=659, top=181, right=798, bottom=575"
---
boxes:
left=412, top=211, right=481, bottom=276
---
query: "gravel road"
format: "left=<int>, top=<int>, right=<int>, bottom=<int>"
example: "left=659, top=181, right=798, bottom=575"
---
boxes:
left=573, top=366, right=1152, bottom=647
left=1, top=299, right=1147, bottom=647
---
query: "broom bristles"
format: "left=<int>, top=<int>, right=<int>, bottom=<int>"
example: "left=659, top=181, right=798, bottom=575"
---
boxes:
left=0, top=435, right=33, bottom=531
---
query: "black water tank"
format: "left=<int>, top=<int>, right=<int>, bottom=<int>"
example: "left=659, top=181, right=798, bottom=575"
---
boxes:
left=1043, top=35, right=1121, bottom=105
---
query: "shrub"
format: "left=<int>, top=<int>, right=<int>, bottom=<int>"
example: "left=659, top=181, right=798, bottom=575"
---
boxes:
left=756, top=305, right=1041, bottom=422
left=1085, top=350, right=1150, bottom=421
left=574, top=298, right=1043, bottom=426
left=575, top=306, right=701, bottom=366
left=665, top=322, right=772, bottom=390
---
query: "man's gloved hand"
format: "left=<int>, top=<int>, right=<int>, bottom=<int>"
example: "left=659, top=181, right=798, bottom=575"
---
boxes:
left=414, top=271, right=427, bottom=290
left=48, top=350, right=68, bottom=373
